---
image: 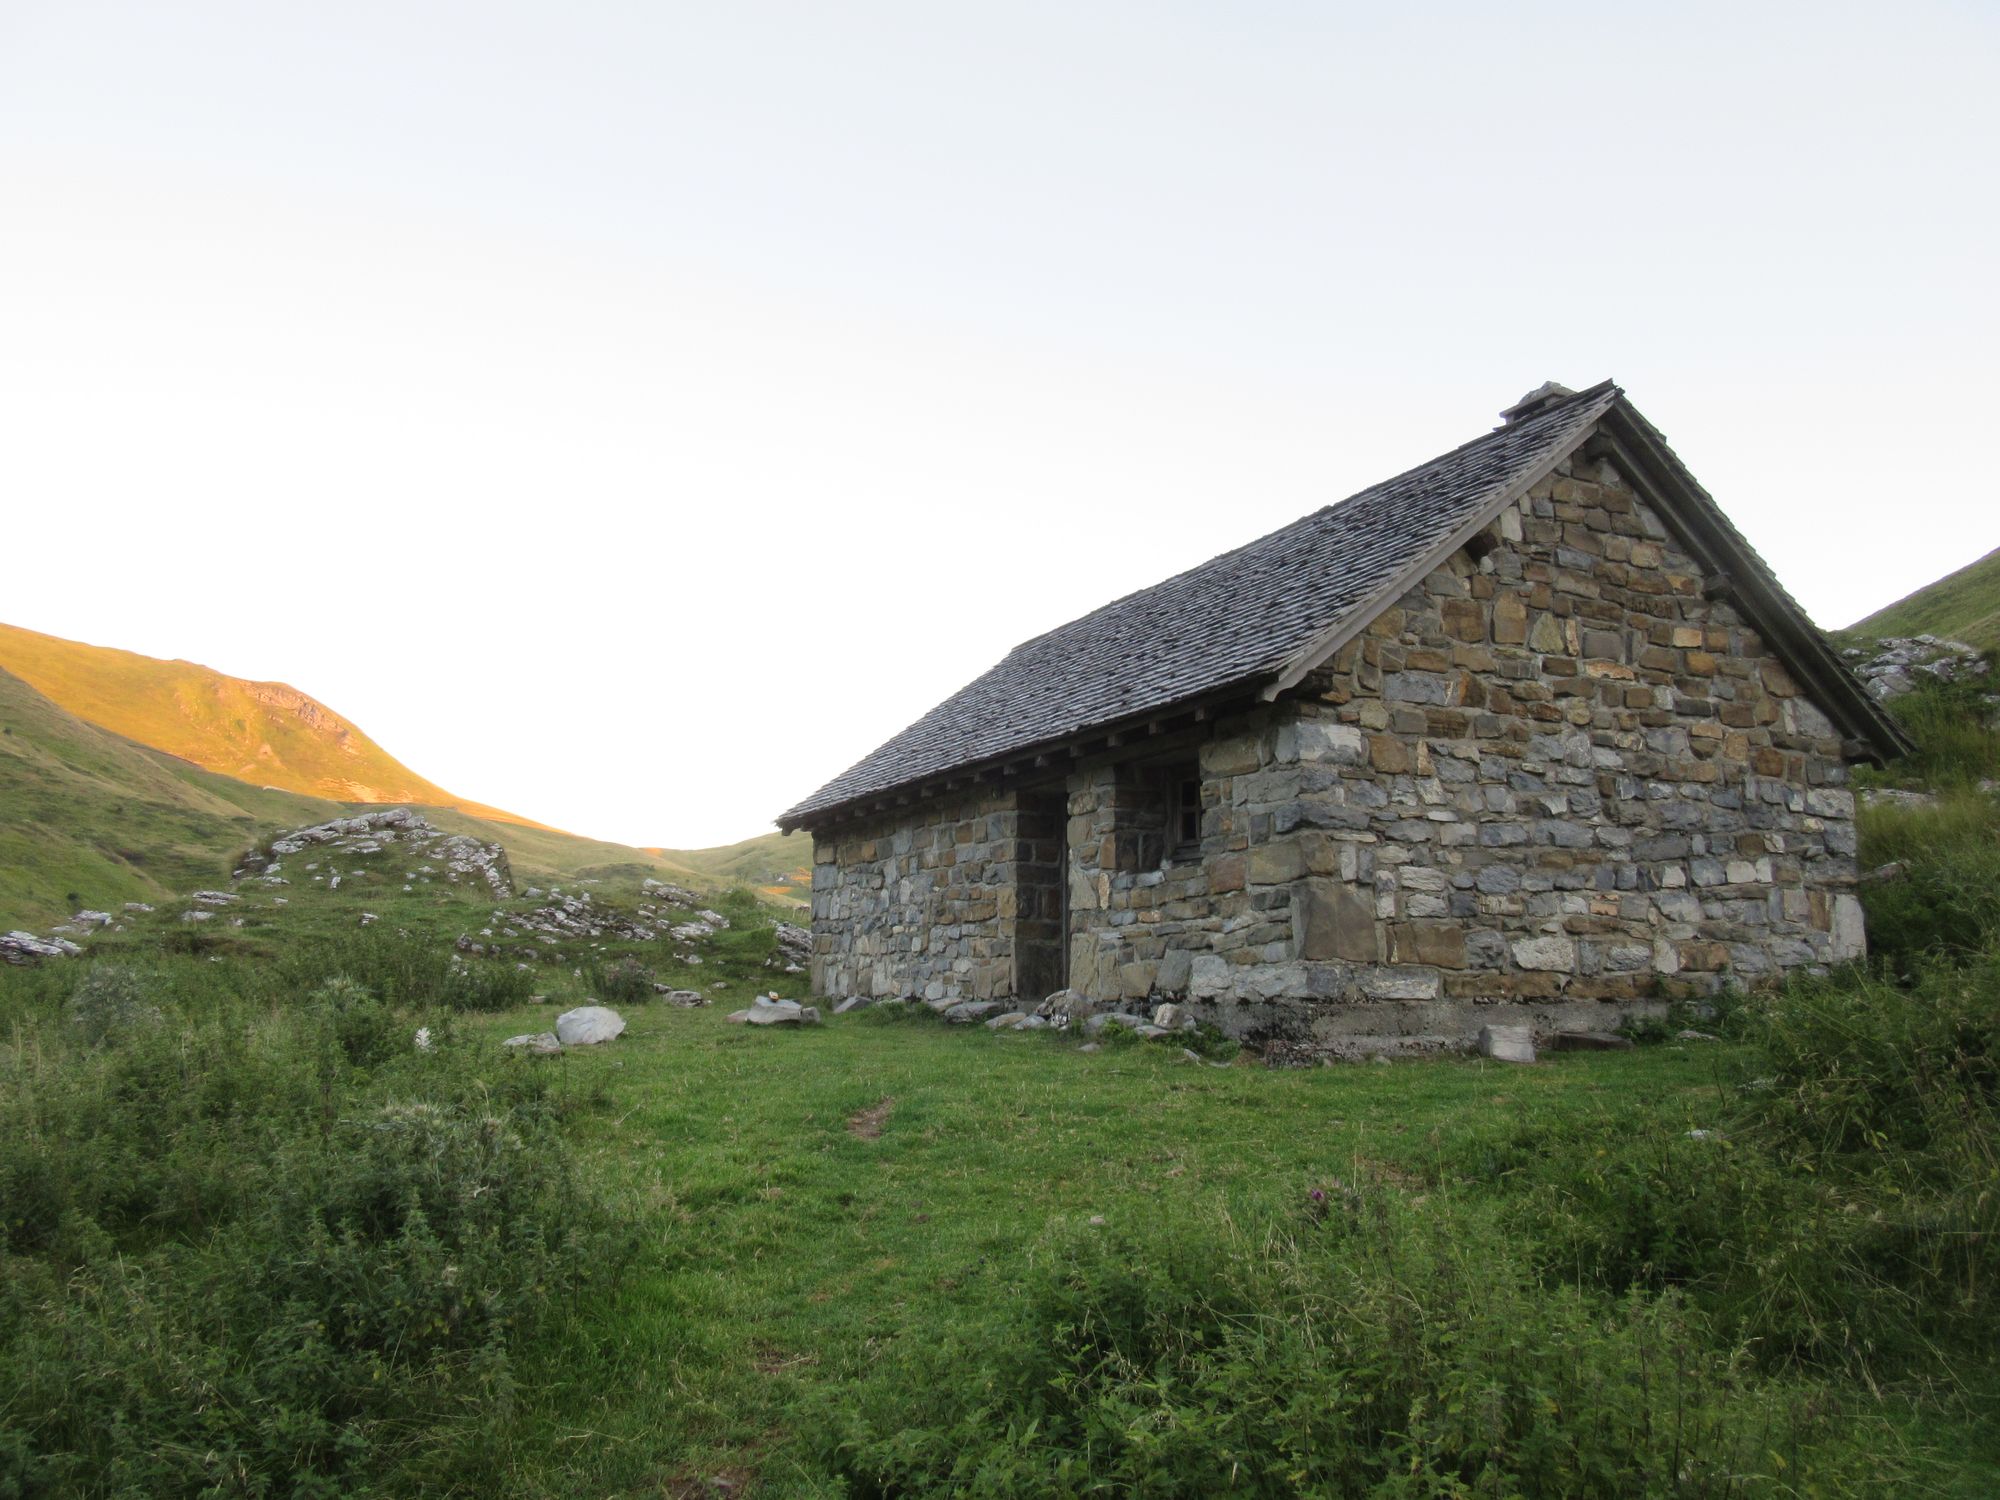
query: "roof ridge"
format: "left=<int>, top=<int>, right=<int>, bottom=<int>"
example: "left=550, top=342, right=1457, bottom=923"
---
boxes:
left=995, top=380, right=1619, bottom=663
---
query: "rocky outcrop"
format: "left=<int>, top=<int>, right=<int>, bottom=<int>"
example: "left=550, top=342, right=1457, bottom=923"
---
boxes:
left=237, top=808, right=513, bottom=900
left=1841, top=635, right=1994, bottom=704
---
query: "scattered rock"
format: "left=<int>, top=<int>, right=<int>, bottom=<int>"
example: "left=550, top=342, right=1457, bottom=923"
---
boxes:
left=771, top=922, right=812, bottom=966
left=1477, top=1024, right=1536, bottom=1063
left=640, top=878, right=700, bottom=907
left=1676, top=1029, right=1722, bottom=1042
left=658, top=988, right=707, bottom=1007
left=1081, top=1011, right=1152, bottom=1035
left=1859, top=788, right=1936, bottom=811
left=1549, top=1030, right=1634, bottom=1052
left=123, top=902, right=154, bottom=913
left=554, top=1006, right=627, bottom=1045
left=1842, top=635, right=1993, bottom=703
left=1860, top=861, right=1909, bottom=885
left=70, top=910, right=114, bottom=928
left=984, top=1010, right=1029, bottom=1030
left=832, top=995, right=876, bottom=1015
left=189, top=891, right=239, bottom=907
left=502, top=1032, right=563, bottom=1055
left=3, top=931, right=78, bottom=964
left=943, top=1000, right=1001, bottom=1024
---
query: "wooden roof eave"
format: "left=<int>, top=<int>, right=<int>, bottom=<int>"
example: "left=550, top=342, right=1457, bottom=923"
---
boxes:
left=777, top=682, right=1265, bottom=836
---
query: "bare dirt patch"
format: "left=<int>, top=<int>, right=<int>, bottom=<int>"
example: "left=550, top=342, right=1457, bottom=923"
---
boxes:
left=847, top=1095, right=895, bottom=1140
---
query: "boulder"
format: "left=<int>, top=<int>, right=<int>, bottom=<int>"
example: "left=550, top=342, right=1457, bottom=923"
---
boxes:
left=1152, top=1002, right=1189, bottom=1030
left=1477, top=1024, right=1536, bottom=1063
left=832, top=995, right=875, bottom=1014
left=984, top=1010, right=1029, bottom=1030
left=554, top=1006, right=627, bottom=1045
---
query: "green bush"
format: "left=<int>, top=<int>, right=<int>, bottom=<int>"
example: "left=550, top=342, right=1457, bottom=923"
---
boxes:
left=820, top=1200, right=1909, bottom=1496
left=590, top=953, right=657, bottom=1004
left=0, top=959, right=625, bottom=1496
left=275, top=931, right=537, bottom=1011
left=1858, top=792, right=2000, bottom=972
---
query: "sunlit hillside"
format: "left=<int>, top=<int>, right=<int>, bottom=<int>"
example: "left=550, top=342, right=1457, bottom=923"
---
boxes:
left=0, top=621, right=546, bottom=827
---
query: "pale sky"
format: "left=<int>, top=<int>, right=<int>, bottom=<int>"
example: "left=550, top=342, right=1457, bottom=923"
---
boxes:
left=3, top=2, right=1994, bottom=848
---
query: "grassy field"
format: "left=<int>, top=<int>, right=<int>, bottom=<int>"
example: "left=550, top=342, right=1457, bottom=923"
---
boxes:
left=3, top=643, right=1997, bottom=1494
left=1837, top=543, right=2000, bottom=654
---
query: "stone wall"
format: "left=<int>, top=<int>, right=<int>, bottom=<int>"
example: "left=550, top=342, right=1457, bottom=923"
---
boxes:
left=809, top=787, right=1063, bottom=1004
left=809, top=447, right=1866, bottom=1053
left=1165, top=450, right=1862, bottom=1051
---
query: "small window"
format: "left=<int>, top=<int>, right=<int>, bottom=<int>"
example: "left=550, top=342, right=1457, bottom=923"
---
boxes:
left=1170, top=766, right=1202, bottom=854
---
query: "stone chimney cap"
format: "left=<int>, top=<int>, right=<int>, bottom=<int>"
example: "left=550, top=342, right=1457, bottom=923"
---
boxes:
left=1499, top=381, right=1577, bottom=424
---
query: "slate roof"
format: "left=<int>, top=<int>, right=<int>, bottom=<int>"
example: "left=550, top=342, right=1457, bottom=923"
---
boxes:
left=781, top=383, right=1623, bottom=827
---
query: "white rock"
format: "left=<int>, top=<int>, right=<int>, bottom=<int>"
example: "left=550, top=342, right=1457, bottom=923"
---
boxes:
left=555, top=1006, right=627, bottom=1045
left=1478, top=1024, right=1536, bottom=1063
left=502, top=1032, right=563, bottom=1055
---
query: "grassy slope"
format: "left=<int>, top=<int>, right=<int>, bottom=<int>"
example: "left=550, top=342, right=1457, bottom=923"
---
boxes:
left=1838, top=543, right=2000, bottom=653
left=0, top=665, right=350, bottom=925
left=0, top=665, right=718, bottom=926
left=0, top=620, right=557, bottom=828
left=652, top=827, right=811, bottom=897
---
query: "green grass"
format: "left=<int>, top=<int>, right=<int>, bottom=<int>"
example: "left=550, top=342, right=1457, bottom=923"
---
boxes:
left=1838, top=543, right=2000, bottom=655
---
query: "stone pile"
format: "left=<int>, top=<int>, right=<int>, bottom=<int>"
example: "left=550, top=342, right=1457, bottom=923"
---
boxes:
left=1841, top=635, right=1994, bottom=704
left=770, top=921, right=811, bottom=973
left=641, top=878, right=701, bottom=907
left=237, top=808, right=514, bottom=900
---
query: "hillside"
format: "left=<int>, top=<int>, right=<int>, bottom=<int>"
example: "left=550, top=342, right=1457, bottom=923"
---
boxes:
left=653, top=828, right=812, bottom=900
left=1839, top=543, right=2000, bottom=654
left=0, top=664, right=352, bottom=925
left=0, top=664, right=722, bottom=927
left=0, top=621, right=546, bottom=827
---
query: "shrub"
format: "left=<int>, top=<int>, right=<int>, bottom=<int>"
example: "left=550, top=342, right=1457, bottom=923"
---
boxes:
left=591, top=954, right=657, bottom=1004
left=63, top=963, right=161, bottom=1045
left=0, top=963, right=627, bottom=1496
left=1858, top=792, right=2000, bottom=972
left=819, top=1200, right=1910, bottom=1496
left=276, top=932, right=537, bottom=1011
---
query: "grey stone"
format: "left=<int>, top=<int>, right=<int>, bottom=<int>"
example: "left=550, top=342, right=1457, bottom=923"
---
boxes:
left=554, top=1006, right=626, bottom=1045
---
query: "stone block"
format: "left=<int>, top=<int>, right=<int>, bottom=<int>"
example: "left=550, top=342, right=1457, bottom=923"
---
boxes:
left=1247, top=840, right=1305, bottom=885
left=1390, top=921, right=1466, bottom=969
left=1830, top=894, right=1867, bottom=961
left=1209, top=854, right=1246, bottom=893
left=1296, top=880, right=1380, bottom=962
left=1493, top=592, right=1528, bottom=645
left=1297, top=721, right=1368, bottom=764
left=1360, top=967, right=1441, bottom=1000
left=1511, top=934, right=1576, bottom=972
left=1478, top=1024, right=1536, bottom=1063
left=1369, top=734, right=1410, bottom=773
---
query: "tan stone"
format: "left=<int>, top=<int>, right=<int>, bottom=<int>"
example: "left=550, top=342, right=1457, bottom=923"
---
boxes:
left=1247, top=840, right=1305, bottom=886
left=1441, top=598, right=1485, bottom=642
left=1297, top=881, right=1380, bottom=962
left=1369, top=734, right=1410, bottom=773
left=1528, top=613, right=1567, bottom=653
left=1209, top=854, right=1245, bottom=893
left=1391, top=922, right=1466, bottom=969
left=1670, top=626, right=1703, bottom=648
left=1493, top=592, right=1529, bottom=645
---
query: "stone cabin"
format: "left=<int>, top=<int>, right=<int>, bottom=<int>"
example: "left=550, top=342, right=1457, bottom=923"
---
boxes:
left=779, top=381, right=1908, bottom=1054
